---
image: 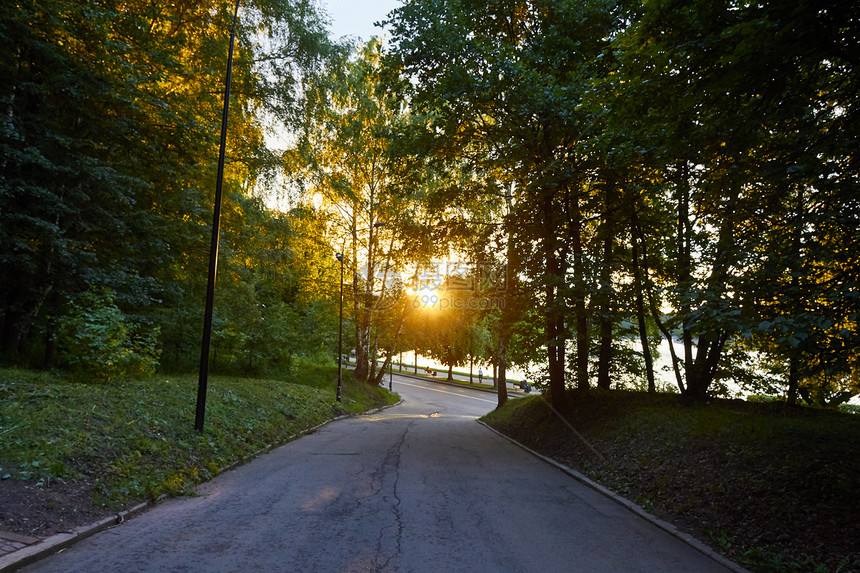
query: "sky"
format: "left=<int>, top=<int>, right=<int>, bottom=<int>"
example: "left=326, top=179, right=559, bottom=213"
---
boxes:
left=321, top=0, right=402, bottom=43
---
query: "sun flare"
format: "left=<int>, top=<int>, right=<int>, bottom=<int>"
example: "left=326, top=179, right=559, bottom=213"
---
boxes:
left=411, top=286, right=440, bottom=308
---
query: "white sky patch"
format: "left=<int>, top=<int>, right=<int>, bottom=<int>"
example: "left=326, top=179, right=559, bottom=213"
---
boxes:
left=321, top=0, right=401, bottom=42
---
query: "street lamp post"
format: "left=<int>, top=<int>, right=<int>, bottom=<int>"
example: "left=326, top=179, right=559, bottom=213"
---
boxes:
left=195, top=0, right=241, bottom=433
left=335, top=252, right=344, bottom=401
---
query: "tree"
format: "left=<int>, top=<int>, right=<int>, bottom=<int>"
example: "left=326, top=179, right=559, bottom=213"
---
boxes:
left=291, top=39, right=422, bottom=384
left=1, top=0, right=335, bottom=374
left=386, top=0, right=622, bottom=408
left=609, top=0, right=860, bottom=400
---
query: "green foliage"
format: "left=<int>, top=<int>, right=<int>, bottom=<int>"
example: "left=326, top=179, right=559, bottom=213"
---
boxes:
left=0, top=0, right=338, bottom=379
left=382, top=0, right=859, bottom=402
left=385, top=0, right=623, bottom=400
left=3, top=0, right=856, bottom=418
left=290, top=38, right=428, bottom=384
left=56, top=288, right=160, bottom=380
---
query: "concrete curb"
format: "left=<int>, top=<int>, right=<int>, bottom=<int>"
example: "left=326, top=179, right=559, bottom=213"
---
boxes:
left=0, top=399, right=403, bottom=573
left=476, top=420, right=751, bottom=573
left=0, top=500, right=150, bottom=573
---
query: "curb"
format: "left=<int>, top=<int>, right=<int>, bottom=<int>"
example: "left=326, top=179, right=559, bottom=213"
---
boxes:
left=0, top=400, right=402, bottom=573
left=476, top=420, right=751, bottom=573
left=0, top=500, right=150, bottom=573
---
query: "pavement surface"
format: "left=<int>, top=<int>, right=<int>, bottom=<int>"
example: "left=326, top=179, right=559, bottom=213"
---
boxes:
left=3, top=373, right=746, bottom=572
left=0, top=532, right=38, bottom=557
left=371, top=363, right=529, bottom=392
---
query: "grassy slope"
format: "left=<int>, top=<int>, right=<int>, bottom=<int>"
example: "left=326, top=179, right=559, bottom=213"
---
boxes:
left=0, top=366, right=397, bottom=535
left=481, top=390, right=860, bottom=573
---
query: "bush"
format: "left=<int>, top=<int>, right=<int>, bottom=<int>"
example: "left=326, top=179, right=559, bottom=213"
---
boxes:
left=56, top=287, right=160, bottom=380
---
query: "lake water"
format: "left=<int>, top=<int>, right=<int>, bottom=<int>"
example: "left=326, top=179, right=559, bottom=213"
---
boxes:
left=363, top=343, right=857, bottom=404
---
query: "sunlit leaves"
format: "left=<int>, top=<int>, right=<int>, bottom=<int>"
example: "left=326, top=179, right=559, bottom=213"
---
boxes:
left=1, top=0, right=335, bottom=373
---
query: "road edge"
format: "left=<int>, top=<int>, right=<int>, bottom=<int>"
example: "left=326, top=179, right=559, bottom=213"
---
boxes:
left=476, top=419, right=751, bottom=573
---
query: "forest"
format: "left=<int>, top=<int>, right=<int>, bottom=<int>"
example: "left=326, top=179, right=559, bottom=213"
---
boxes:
left=1, top=0, right=857, bottom=411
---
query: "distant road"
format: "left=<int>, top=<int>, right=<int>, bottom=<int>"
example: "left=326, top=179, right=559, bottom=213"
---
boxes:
left=21, top=374, right=736, bottom=572
left=372, top=360, right=524, bottom=390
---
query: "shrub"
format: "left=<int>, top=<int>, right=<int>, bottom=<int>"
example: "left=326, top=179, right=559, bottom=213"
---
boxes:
left=56, top=287, right=160, bottom=380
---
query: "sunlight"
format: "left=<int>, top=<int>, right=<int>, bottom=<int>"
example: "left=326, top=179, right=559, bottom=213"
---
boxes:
left=300, top=486, right=341, bottom=512
left=406, top=285, right=440, bottom=308
left=415, top=286, right=440, bottom=308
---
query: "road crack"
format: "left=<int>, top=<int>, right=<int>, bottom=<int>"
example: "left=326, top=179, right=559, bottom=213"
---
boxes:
left=373, top=422, right=409, bottom=571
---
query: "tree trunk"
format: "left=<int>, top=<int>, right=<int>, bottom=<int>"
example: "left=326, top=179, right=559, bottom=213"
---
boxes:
left=677, top=162, right=695, bottom=392
left=571, top=192, right=589, bottom=390
left=635, top=215, right=685, bottom=394
left=496, top=335, right=509, bottom=408
left=354, top=331, right=369, bottom=382
left=686, top=332, right=728, bottom=399
left=44, top=319, right=56, bottom=367
left=546, top=279, right=565, bottom=407
left=369, top=334, right=379, bottom=383
left=631, top=226, right=656, bottom=393
left=596, top=179, right=616, bottom=390
left=596, top=278, right=613, bottom=391
left=786, top=192, right=803, bottom=406
left=370, top=354, right=392, bottom=387
left=497, top=186, right=515, bottom=408
left=787, top=351, right=799, bottom=406
left=2, top=310, right=22, bottom=360
left=543, top=191, right=567, bottom=408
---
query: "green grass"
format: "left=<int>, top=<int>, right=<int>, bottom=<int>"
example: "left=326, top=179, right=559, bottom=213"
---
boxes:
left=0, top=366, right=397, bottom=509
left=482, top=390, right=860, bottom=573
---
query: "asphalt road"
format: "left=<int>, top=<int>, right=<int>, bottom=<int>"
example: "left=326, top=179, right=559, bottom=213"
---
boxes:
left=20, top=374, right=735, bottom=572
